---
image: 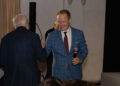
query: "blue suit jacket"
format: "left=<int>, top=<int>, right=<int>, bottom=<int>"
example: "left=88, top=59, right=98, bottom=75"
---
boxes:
left=0, top=26, right=47, bottom=86
left=46, top=27, right=88, bottom=81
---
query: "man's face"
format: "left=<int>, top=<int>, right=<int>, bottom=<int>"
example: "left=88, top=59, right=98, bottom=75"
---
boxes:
left=57, top=13, right=71, bottom=31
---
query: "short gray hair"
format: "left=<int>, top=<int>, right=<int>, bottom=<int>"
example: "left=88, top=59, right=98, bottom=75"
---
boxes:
left=12, top=14, right=27, bottom=28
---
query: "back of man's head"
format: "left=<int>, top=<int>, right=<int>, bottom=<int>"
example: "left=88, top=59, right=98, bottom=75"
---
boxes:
left=12, top=14, right=29, bottom=29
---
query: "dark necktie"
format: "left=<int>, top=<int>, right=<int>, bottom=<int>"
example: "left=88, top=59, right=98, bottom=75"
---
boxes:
left=64, top=32, right=70, bottom=70
left=64, top=32, right=69, bottom=54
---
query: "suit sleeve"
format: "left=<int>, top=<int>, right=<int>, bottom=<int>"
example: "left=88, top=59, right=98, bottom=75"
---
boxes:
left=32, top=34, right=47, bottom=61
left=0, top=37, right=7, bottom=69
left=77, top=31, right=88, bottom=64
left=46, top=34, right=53, bottom=57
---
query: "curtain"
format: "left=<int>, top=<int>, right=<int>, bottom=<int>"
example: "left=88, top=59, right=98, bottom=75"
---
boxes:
left=0, top=0, right=20, bottom=41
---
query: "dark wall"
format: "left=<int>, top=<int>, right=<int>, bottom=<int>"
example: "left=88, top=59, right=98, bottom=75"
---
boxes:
left=103, top=0, right=120, bottom=72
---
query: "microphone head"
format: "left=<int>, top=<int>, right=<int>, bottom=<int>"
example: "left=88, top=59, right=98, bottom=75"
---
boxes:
left=73, top=47, right=78, bottom=55
left=73, top=47, right=78, bottom=58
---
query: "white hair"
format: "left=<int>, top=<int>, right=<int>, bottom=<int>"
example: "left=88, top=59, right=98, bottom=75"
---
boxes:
left=12, top=14, right=27, bottom=28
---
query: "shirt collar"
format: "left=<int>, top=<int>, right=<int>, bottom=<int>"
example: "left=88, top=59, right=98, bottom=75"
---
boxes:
left=62, top=26, right=71, bottom=33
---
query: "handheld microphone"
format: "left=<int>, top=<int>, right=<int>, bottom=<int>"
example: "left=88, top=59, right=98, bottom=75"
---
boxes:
left=73, top=47, right=78, bottom=58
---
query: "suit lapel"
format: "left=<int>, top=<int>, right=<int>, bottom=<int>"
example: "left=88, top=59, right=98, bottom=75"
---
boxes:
left=56, top=28, right=76, bottom=55
left=69, top=28, right=74, bottom=54
left=57, top=30, right=68, bottom=55
left=58, top=30, right=71, bottom=56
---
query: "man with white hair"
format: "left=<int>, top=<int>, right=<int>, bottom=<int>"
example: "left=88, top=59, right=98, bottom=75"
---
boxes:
left=0, top=14, right=47, bottom=86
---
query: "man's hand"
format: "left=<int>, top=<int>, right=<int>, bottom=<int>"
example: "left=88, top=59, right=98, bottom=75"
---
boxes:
left=0, top=68, right=4, bottom=79
left=41, top=41, right=45, bottom=48
left=72, top=57, right=81, bottom=65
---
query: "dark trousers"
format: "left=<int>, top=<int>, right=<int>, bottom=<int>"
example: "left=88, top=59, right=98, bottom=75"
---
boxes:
left=46, top=52, right=53, bottom=77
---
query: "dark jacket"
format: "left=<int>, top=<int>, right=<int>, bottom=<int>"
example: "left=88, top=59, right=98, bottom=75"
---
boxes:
left=0, top=26, right=47, bottom=86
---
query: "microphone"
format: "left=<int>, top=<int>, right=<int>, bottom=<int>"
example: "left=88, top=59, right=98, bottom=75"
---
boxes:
left=73, top=47, right=78, bottom=58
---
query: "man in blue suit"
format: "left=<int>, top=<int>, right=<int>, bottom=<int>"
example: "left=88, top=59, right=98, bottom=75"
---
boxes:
left=46, top=9, right=88, bottom=82
left=0, top=14, right=47, bottom=86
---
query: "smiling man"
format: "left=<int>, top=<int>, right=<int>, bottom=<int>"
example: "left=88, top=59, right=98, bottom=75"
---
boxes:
left=45, top=9, right=88, bottom=82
